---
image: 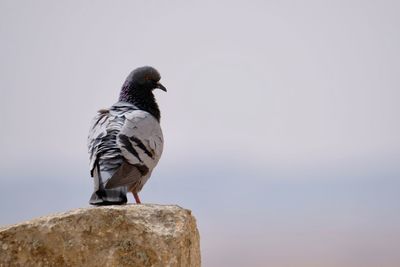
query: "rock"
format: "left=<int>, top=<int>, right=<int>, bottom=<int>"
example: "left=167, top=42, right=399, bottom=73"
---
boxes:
left=0, top=204, right=201, bottom=267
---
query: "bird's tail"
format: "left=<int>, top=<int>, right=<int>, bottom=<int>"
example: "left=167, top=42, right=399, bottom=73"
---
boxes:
left=89, top=163, right=128, bottom=205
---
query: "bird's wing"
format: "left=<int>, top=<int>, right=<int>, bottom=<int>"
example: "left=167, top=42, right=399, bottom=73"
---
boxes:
left=104, top=161, right=142, bottom=189
left=105, top=110, right=164, bottom=189
left=87, top=109, right=110, bottom=176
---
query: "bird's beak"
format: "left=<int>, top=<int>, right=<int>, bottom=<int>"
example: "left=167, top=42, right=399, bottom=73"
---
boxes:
left=156, top=82, right=167, bottom=92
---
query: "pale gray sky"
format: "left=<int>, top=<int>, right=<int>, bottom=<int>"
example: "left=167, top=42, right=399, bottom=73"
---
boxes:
left=1, top=1, right=399, bottom=266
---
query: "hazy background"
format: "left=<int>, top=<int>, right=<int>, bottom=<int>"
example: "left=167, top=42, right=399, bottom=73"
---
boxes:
left=1, top=1, right=399, bottom=266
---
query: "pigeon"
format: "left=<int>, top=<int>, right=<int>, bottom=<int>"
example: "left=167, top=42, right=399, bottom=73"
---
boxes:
left=87, top=66, right=166, bottom=205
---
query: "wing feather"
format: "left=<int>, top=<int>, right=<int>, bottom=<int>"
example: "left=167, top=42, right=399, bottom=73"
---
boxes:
left=88, top=104, right=163, bottom=192
left=104, top=161, right=143, bottom=189
left=87, top=109, right=110, bottom=175
left=117, top=110, right=163, bottom=169
left=105, top=110, right=163, bottom=189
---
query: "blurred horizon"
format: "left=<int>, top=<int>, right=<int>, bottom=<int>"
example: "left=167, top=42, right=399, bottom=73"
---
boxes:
left=1, top=0, right=400, bottom=266
left=2, top=157, right=400, bottom=266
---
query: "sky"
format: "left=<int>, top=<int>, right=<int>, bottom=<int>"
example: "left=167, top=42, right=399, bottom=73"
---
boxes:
left=1, top=1, right=400, bottom=266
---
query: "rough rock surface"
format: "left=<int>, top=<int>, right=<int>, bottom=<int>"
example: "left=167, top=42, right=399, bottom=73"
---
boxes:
left=0, top=204, right=200, bottom=267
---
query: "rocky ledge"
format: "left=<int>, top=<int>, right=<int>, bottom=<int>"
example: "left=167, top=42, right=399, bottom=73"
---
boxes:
left=0, top=204, right=200, bottom=267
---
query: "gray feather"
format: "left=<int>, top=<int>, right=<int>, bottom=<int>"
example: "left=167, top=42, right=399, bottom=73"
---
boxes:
left=87, top=101, right=163, bottom=198
left=105, top=161, right=144, bottom=190
left=89, top=162, right=128, bottom=205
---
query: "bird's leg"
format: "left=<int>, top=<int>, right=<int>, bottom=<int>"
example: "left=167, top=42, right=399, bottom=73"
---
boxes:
left=132, top=192, right=141, bottom=204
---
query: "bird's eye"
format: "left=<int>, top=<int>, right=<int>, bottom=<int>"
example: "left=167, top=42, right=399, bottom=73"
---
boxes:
left=144, top=75, right=151, bottom=81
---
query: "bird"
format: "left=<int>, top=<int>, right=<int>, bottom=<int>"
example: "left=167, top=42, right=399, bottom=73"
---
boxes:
left=87, top=66, right=166, bottom=205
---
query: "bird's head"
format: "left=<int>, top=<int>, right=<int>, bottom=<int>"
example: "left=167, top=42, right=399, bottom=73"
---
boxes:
left=123, top=66, right=167, bottom=93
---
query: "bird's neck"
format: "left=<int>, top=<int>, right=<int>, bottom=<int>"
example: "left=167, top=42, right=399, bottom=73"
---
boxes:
left=119, top=85, right=161, bottom=121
